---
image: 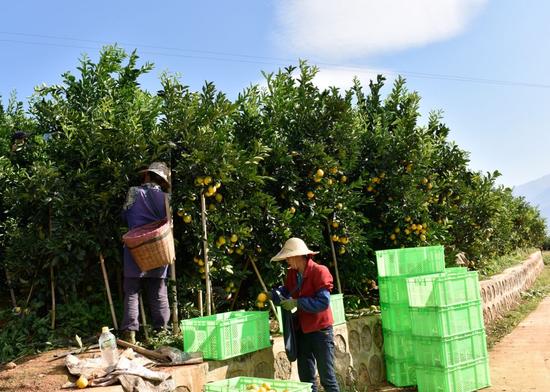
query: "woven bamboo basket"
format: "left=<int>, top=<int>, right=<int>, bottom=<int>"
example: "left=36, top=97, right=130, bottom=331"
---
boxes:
left=123, top=219, right=175, bottom=272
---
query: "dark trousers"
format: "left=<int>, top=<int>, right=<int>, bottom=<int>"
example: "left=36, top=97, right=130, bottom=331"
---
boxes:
left=121, top=277, right=170, bottom=332
left=296, top=326, right=340, bottom=392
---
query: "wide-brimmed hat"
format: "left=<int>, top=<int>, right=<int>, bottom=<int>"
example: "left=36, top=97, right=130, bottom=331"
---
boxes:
left=139, top=162, right=170, bottom=185
left=271, top=238, right=319, bottom=261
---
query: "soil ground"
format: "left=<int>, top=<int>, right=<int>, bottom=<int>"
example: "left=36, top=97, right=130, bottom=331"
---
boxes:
left=484, top=296, right=550, bottom=391
left=1, top=298, right=549, bottom=392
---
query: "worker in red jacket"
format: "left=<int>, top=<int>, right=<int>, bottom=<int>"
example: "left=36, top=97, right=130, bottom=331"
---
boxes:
left=270, top=238, right=340, bottom=392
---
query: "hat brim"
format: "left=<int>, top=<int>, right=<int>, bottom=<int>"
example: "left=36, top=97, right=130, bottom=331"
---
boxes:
left=139, top=168, right=170, bottom=185
left=271, top=249, right=319, bottom=261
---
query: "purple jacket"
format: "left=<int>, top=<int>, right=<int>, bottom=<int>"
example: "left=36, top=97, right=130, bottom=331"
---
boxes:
left=122, top=184, right=168, bottom=278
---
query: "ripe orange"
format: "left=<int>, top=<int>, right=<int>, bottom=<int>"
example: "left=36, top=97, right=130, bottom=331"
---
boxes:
left=75, top=375, right=88, bottom=389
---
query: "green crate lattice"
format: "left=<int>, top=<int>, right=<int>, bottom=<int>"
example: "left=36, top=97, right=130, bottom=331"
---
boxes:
left=205, top=376, right=312, bottom=392
left=383, top=329, right=414, bottom=359
left=409, top=300, right=484, bottom=338
left=412, top=329, right=488, bottom=368
left=407, top=270, right=481, bottom=307
left=380, top=302, right=412, bottom=332
left=415, top=357, right=491, bottom=392
left=180, top=311, right=270, bottom=360
left=385, top=355, right=417, bottom=387
left=375, top=245, right=445, bottom=277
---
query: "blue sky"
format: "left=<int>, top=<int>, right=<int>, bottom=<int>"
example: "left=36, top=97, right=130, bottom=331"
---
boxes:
left=2, top=1, right=549, bottom=187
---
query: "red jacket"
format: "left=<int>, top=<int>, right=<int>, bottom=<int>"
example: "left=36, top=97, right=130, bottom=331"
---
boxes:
left=284, top=257, right=334, bottom=333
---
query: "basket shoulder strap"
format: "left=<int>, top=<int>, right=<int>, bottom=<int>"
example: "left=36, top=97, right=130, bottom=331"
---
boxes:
left=142, top=187, right=165, bottom=220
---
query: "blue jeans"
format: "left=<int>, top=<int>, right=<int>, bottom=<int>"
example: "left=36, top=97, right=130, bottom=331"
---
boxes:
left=296, top=326, right=340, bottom=392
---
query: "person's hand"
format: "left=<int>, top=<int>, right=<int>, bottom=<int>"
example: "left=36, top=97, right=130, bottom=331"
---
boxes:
left=280, top=298, right=298, bottom=311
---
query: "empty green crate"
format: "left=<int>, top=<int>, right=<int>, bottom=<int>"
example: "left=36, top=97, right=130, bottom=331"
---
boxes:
left=277, top=293, right=345, bottom=334
left=407, top=270, right=481, bottom=307
left=415, top=357, right=491, bottom=392
left=180, top=311, right=270, bottom=360
left=330, top=293, right=346, bottom=325
left=385, top=355, right=417, bottom=387
left=378, top=276, right=410, bottom=304
left=412, top=329, right=488, bottom=367
left=205, top=376, right=312, bottom=392
left=375, top=245, right=445, bottom=277
left=383, top=329, right=414, bottom=359
left=409, top=300, right=484, bottom=338
left=380, top=302, right=411, bottom=332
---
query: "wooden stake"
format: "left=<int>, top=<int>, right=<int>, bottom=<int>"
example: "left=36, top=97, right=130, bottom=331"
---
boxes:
left=99, top=252, right=119, bottom=330
left=198, top=290, right=203, bottom=317
left=249, top=257, right=281, bottom=326
left=164, top=192, right=179, bottom=334
left=327, top=222, right=342, bottom=293
left=50, top=265, right=56, bottom=329
left=139, top=294, right=149, bottom=340
left=200, top=193, right=212, bottom=315
left=49, top=207, right=56, bottom=329
left=4, top=268, right=17, bottom=308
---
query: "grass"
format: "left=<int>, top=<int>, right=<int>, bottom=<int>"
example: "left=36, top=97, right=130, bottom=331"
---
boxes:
left=477, top=247, right=540, bottom=278
left=485, top=251, right=550, bottom=348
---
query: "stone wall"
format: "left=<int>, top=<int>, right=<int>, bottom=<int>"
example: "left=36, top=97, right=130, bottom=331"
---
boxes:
left=480, top=250, right=544, bottom=324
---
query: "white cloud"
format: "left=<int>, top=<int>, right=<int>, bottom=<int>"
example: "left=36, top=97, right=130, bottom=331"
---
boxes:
left=254, top=65, right=394, bottom=93
left=312, top=66, right=391, bottom=92
left=273, top=0, right=488, bottom=60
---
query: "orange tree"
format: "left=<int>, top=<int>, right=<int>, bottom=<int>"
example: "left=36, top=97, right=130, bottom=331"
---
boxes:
left=240, top=63, right=375, bottom=294
left=1, top=46, right=163, bottom=337
left=351, top=76, right=451, bottom=251
left=159, top=75, right=281, bottom=312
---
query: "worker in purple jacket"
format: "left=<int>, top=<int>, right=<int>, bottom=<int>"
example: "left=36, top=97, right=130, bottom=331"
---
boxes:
left=120, top=162, right=171, bottom=344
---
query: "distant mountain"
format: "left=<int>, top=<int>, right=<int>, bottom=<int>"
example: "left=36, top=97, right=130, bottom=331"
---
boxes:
left=513, top=174, right=550, bottom=228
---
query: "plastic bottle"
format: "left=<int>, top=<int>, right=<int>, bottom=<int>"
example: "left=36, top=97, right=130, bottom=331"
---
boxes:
left=98, top=326, right=119, bottom=366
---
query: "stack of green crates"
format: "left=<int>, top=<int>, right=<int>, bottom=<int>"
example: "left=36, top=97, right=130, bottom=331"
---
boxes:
left=375, top=245, right=445, bottom=387
left=406, top=268, right=491, bottom=392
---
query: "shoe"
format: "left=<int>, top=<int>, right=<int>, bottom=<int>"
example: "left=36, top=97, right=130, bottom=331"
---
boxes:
left=121, top=330, right=136, bottom=345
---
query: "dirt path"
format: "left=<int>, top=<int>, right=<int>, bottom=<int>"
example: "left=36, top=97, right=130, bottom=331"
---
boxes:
left=485, top=296, right=550, bottom=391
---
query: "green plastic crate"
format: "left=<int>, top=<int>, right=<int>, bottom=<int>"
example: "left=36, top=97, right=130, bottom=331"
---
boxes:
left=180, top=311, right=270, bottom=360
left=406, top=270, right=481, bottom=307
left=409, top=300, right=484, bottom=338
left=277, top=293, right=345, bottom=334
left=383, top=329, right=414, bottom=359
left=444, top=267, right=469, bottom=275
left=385, top=355, right=417, bottom=387
left=375, top=245, right=445, bottom=277
left=330, top=293, right=346, bottom=325
left=380, top=302, right=411, bottom=332
left=205, top=376, right=312, bottom=392
left=412, top=329, right=488, bottom=368
left=378, top=276, right=410, bottom=304
left=415, top=357, right=491, bottom=392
